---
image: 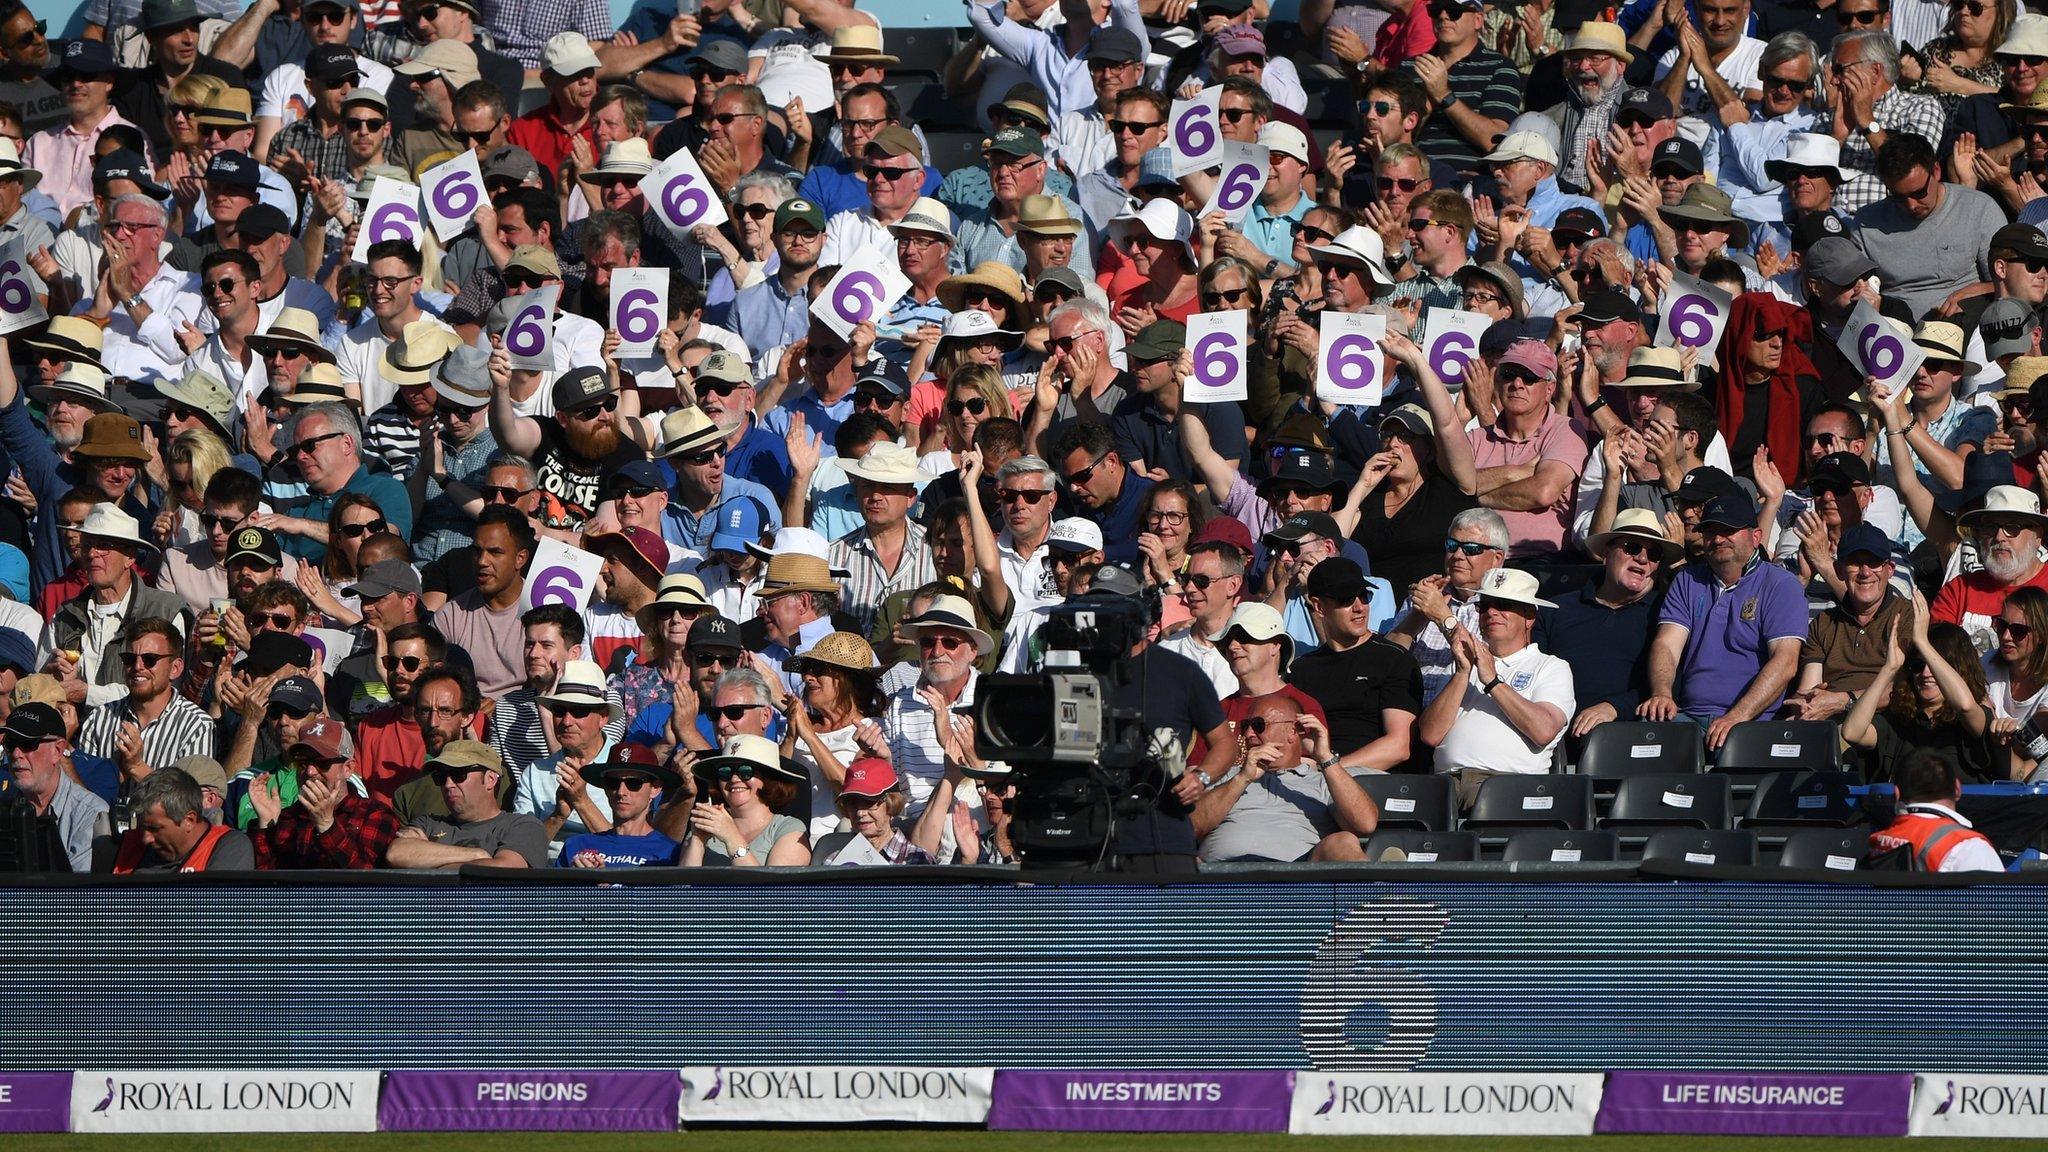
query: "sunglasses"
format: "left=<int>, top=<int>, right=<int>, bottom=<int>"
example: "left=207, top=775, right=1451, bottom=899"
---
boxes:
left=382, top=654, right=425, bottom=672
left=569, top=396, right=620, bottom=419
left=2007, top=53, right=2048, bottom=67
left=554, top=704, right=611, bottom=720
left=919, top=634, right=969, bottom=652
left=1445, top=539, right=1499, bottom=556
left=998, top=487, right=1052, bottom=504
left=2, top=735, right=53, bottom=754
left=305, top=7, right=349, bottom=22
left=201, top=512, right=245, bottom=532
left=680, top=447, right=727, bottom=466
left=432, top=767, right=481, bottom=783
left=1760, top=74, right=1807, bottom=92
left=1107, top=118, right=1162, bottom=136
left=604, top=775, right=655, bottom=792
left=290, top=431, right=346, bottom=456
left=716, top=765, right=758, bottom=780
left=709, top=111, right=759, bottom=126
left=503, top=272, right=549, bottom=291
left=1202, top=287, right=1248, bottom=307
left=1952, top=0, right=1986, bottom=12
left=613, top=483, right=661, bottom=500
left=1296, top=224, right=1335, bottom=244
left=202, top=275, right=242, bottom=295
left=337, top=519, right=388, bottom=538
left=1272, top=540, right=1317, bottom=557
left=1610, top=538, right=1657, bottom=559
left=1996, top=618, right=2034, bottom=640
left=1836, top=7, right=1884, bottom=22
left=1219, top=107, right=1255, bottom=124
left=691, top=650, right=741, bottom=668
left=945, top=397, right=988, bottom=416
left=1364, top=100, right=1398, bottom=117
left=1064, top=456, right=1107, bottom=487
left=119, top=651, right=172, bottom=669
left=1239, top=715, right=1298, bottom=737
left=709, top=703, right=765, bottom=720
left=344, top=116, right=386, bottom=132
left=739, top=203, right=775, bottom=220
left=481, top=484, right=531, bottom=503
left=852, top=390, right=899, bottom=409
left=253, top=610, right=297, bottom=630
left=861, top=164, right=919, bottom=182
left=698, top=378, right=750, bottom=397
left=455, top=127, right=495, bottom=146
left=1185, top=572, right=1232, bottom=590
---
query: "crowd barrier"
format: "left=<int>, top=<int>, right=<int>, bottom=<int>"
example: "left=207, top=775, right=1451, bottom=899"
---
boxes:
left=6, top=1068, right=2048, bottom=1137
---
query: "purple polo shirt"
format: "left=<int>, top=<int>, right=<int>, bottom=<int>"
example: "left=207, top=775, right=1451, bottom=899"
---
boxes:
left=1659, top=555, right=1809, bottom=719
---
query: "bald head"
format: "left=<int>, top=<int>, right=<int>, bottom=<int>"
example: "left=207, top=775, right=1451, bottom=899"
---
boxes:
left=1244, top=693, right=1304, bottom=758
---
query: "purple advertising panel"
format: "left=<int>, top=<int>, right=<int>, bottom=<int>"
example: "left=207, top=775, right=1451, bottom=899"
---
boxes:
left=378, top=1070, right=679, bottom=1132
left=0, top=1072, right=70, bottom=1132
left=1596, top=1071, right=1912, bottom=1136
left=988, top=1070, right=1292, bottom=1133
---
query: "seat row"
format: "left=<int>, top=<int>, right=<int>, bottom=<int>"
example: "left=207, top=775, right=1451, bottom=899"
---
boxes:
left=1362, top=770, right=1862, bottom=835
left=1361, top=827, right=1865, bottom=869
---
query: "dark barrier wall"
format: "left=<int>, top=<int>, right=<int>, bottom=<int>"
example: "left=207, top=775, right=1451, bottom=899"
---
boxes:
left=4, top=875, right=2046, bottom=1071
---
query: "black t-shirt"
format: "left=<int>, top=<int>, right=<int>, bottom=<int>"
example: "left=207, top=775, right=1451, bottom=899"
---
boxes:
left=1108, top=645, right=1226, bottom=859
left=1350, top=465, right=1477, bottom=604
left=1287, top=635, right=1424, bottom=759
left=531, top=419, right=646, bottom=530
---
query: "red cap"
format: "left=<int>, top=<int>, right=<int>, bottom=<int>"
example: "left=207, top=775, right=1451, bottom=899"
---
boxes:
left=840, top=757, right=899, bottom=799
left=1193, top=515, right=1254, bottom=557
left=287, top=714, right=351, bottom=761
left=590, top=526, right=669, bottom=582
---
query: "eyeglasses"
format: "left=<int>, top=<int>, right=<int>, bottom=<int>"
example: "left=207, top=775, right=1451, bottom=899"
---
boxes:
left=1952, top=0, right=1986, bottom=13
left=6, top=17, right=44, bottom=48
left=432, top=767, right=480, bottom=784
left=252, top=610, right=297, bottom=630
left=1463, top=288, right=1505, bottom=306
left=861, top=164, right=919, bottom=182
left=568, top=396, right=620, bottom=419
left=306, top=7, right=349, bottom=23
left=1107, top=118, right=1163, bottom=136
left=1239, top=715, right=1298, bottom=737
left=1804, top=432, right=1847, bottom=448
left=691, top=650, right=741, bottom=668
left=200, top=512, right=246, bottom=532
left=1202, top=287, right=1248, bottom=307
left=119, top=651, right=172, bottom=669
left=613, top=483, right=661, bottom=500
left=289, top=431, right=346, bottom=456
left=839, top=117, right=889, bottom=135
left=998, top=487, right=1052, bottom=504
left=202, top=275, right=242, bottom=296
left=698, top=378, right=750, bottom=397
left=415, top=705, right=467, bottom=720
left=2006, top=53, right=2048, bottom=68
left=709, top=111, right=761, bottom=126
left=1889, top=175, right=1937, bottom=203
left=454, top=127, right=495, bottom=146
left=1407, top=217, right=1443, bottom=233
left=1296, top=224, right=1335, bottom=246
left=1185, top=572, right=1232, bottom=590
left=107, top=218, right=162, bottom=235
left=344, top=116, right=386, bottom=132
left=852, top=390, right=898, bottom=409
left=1979, top=519, right=2037, bottom=538
left=264, top=345, right=309, bottom=362
left=480, top=484, right=531, bottom=503
left=503, top=272, right=548, bottom=291
left=554, top=704, right=610, bottom=720
left=415, top=1, right=442, bottom=18
left=368, top=274, right=416, bottom=292
left=337, top=519, right=388, bottom=538
left=1445, top=538, right=1500, bottom=556
left=739, top=203, right=775, bottom=220
left=1836, top=7, right=1884, bottom=22
left=945, top=397, right=988, bottom=416
left=1146, top=509, right=1188, bottom=525
left=1996, top=618, right=2034, bottom=640
left=709, top=703, right=765, bottom=721
left=1610, top=538, right=1657, bottom=559
left=919, top=634, right=969, bottom=652
left=382, top=654, right=425, bottom=672
left=716, top=764, right=758, bottom=781
left=1760, top=73, right=1808, bottom=92
left=1063, top=455, right=1107, bottom=487
left=605, top=775, right=655, bottom=792
left=1219, top=107, right=1255, bottom=124
left=987, top=152, right=1043, bottom=171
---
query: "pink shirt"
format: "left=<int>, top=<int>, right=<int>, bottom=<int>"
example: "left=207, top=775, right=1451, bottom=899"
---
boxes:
left=1372, top=2, right=1437, bottom=71
left=1467, top=409, right=1588, bottom=558
left=26, top=108, right=137, bottom=219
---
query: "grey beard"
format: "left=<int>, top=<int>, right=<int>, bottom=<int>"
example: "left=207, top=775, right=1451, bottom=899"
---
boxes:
left=1984, top=548, right=2028, bottom=584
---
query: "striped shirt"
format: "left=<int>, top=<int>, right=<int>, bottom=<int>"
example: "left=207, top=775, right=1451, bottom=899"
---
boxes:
left=1402, top=47, right=1526, bottom=178
left=363, top=402, right=426, bottom=483
left=77, top=693, right=217, bottom=782
left=829, top=521, right=937, bottom=639
left=489, top=684, right=628, bottom=785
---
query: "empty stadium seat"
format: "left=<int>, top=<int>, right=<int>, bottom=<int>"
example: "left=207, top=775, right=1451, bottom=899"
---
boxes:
left=1640, top=829, right=1759, bottom=867
left=1776, top=828, right=1868, bottom=871
left=1365, top=830, right=1479, bottom=863
left=899, top=80, right=977, bottom=132
left=923, top=131, right=988, bottom=178
left=1576, top=722, right=1706, bottom=787
left=1464, top=774, right=1594, bottom=830
left=1357, top=774, right=1454, bottom=831
left=1602, top=773, right=1731, bottom=829
left=1501, top=829, right=1620, bottom=864
left=882, top=27, right=959, bottom=79
left=1713, top=720, right=1840, bottom=774
left=1743, top=771, right=1862, bottom=827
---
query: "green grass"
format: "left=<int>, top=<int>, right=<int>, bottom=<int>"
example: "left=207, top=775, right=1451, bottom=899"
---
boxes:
left=17, top=1136, right=2048, bottom=1151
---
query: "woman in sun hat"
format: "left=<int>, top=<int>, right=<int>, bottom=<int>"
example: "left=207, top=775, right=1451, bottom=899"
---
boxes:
left=779, top=630, right=891, bottom=839
left=678, top=734, right=812, bottom=867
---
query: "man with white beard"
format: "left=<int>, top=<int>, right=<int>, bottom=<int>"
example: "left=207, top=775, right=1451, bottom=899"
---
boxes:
left=1931, top=485, right=2048, bottom=651
left=1536, top=22, right=1633, bottom=194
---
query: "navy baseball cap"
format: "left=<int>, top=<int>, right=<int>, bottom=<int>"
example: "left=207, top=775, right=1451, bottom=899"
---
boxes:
left=236, top=203, right=292, bottom=243
left=1837, top=522, right=1894, bottom=562
left=205, top=150, right=262, bottom=189
left=1698, top=489, right=1759, bottom=531
left=687, top=613, right=743, bottom=651
left=606, top=458, right=666, bottom=494
left=1651, top=137, right=1704, bottom=176
left=55, top=39, right=117, bottom=77
left=94, top=150, right=169, bottom=199
left=1672, top=465, right=1740, bottom=503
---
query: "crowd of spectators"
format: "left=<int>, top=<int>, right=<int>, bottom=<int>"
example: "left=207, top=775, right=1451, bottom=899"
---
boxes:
left=0, top=0, right=2043, bottom=874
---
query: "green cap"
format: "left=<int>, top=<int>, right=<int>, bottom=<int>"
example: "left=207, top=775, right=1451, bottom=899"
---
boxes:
left=986, top=126, right=1045, bottom=159
left=1126, top=319, right=1186, bottom=364
left=775, top=197, right=825, bottom=231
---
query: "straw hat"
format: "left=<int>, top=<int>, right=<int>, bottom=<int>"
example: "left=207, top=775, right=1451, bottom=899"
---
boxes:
left=937, top=261, right=1025, bottom=313
left=1614, top=346, right=1698, bottom=390
left=1585, top=507, right=1682, bottom=561
left=384, top=319, right=466, bottom=387
left=1015, top=193, right=1082, bottom=237
left=1561, top=20, right=1632, bottom=62
left=248, top=307, right=337, bottom=364
left=283, top=362, right=350, bottom=405
left=75, top=502, right=156, bottom=552
left=1305, top=224, right=1393, bottom=283
left=1913, top=320, right=1983, bottom=375
left=579, top=137, right=654, bottom=184
left=1958, top=484, right=2048, bottom=536
left=656, top=406, right=724, bottom=458
left=22, top=315, right=105, bottom=369
left=535, top=659, right=624, bottom=723
left=788, top=631, right=877, bottom=676
left=899, top=592, right=995, bottom=654
left=634, top=572, right=712, bottom=635
left=28, top=362, right=118, bottom=414
left=758, top=553, right=842, bottom=597
left=840, top=442, right=924, bottom=487
left=819, top=24, right=899, bottom=66
left=696, top=732, right=806, bottom=783
left=0, top=138, right=40, bottom=191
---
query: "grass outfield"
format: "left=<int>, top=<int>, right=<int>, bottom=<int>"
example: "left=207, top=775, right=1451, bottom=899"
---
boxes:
left=19, top=1136, right=2048, bottom=1151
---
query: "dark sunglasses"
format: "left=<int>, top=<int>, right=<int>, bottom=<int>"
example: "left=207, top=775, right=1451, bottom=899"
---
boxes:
left=1445, top=539, right=1499, bottom=556
left=569, top=396, right=620, bottom=418
left=716, top=764, right=758, bottom=780
left=613, top=483, right=661, bottom=500
left=200, top=512, right=245, bottom=532
left=2, top=735, right=53, bottom=754
left=554, top=703, right=611, bottom=720
left=455, top=128, right=495, bottom=146
left=919, top=634, right=969, bottom=652
left=1202, top=287, right=1248, bottom=307
left=998, top=487, right=1052, bottom=504
left=305, top=7, right=349, bottom=23
left=1107, top=118, right=1163, bottom=136
left=710, top=703, right=764, bottom=720
left=1185, top=572, right=1232, bottom=590
left=739, top=203, right=775, bottom=220
left=1239, top=715, right=1298, bottom=737
left=202, top=275, right=242, bottom=295
left=480, top=485, right=531, bottom=503
left=119, top=651, right=171, bottom=669
left=852, top=390, right=899, bottom=409
left=945, top=397, right=988, bottom=416
left=382, top=654, right=425, bottom=672
left=680, top=446, right=727, bottom=466
left=1760, top=74, right=1807, bottom=92
left=1996, top=618, right=2034, bottom=640
left=1063, top=456, right=1107, bottom=487
left=432, top=767, right=481, bottom=783
left=253, top=610, right=297, bottom=630
left=691, top=650, right=741, bottom=668
left=707, top=112, right=756, bottom=126
left=1610, top=538, right=1657, bottom=559
left=1219, top=107, right=1255, bottom=123
left=861, top=164, right=919, bottom=182
left=604, top=775, right=654, bottom=792
left=337, top=519, right=388, bottom=538
left=266, top=703, right=314, bottom=722
left=1836, top=7, right=1884, bottom=22
left=344, top=116, right=387, bottom=132
left=699, top=378, right=749, bottom=397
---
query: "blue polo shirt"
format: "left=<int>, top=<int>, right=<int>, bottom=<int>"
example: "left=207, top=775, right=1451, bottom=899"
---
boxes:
left=1659, top=555, right=1809, bottom=720
left=1534, top=580, right=1659, bottom=719
left=763, top=389, right=857, bottom=458
left=798, top=158, right=943, bottom=221
left=277, top=466, right=413, bottom=562
left=730, top=276, right=812, bottom=366
left=724, top=418, right=792, bottom=496
left=1246, top=194, right=1312, bottom=266
left=1091, top=472, right=1154, bottom=566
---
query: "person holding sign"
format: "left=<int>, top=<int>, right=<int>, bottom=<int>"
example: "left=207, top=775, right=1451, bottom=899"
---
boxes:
left=489, top=364, right=647, bottom=533
left=1873, top=320, right=1999, bottom=499
left=1467, top=339, right=1587, bottom=558
left=1114, top=318, right=1247, bottom=483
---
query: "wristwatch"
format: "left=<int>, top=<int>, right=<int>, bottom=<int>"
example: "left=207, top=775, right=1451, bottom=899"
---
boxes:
left=122, top=292, right=145, bottom=312
left=1481, top=676, right=1503, bottom=694
left=1262, top=257, right=1280, bottom=278
left=731, top=844, right=751, bottom=859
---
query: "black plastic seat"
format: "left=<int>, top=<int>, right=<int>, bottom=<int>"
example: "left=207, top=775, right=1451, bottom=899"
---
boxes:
left=1744, top=771, right=1862, bottom=827
left=1364, top=830, right=1479, bottom=863
left=1640, top=828, right=1759, bottom=866
left=1577, top=722, right=1706, bottom=788
left=881, top=27, right=959, bottom=78
left=1714, top=720, right=1840, bottom=774
left=1464, top=774, right=1594, bottom=830
left=1501, top=829, right=1620, bottom=863
left=1357, top=774, right=1455, bottom=831
left=1602, top=773, right=1731, bottom=830
left=922, top=131, right=987, bottom=179
left=1776, top=827, right=1868, bottom=871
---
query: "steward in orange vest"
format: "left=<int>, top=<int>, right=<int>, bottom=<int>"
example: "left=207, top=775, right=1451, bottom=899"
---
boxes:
left=1869, top=748, right=2004, bottom=873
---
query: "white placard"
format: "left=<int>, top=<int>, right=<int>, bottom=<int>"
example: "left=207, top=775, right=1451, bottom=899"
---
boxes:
left=1662, top=790, right=1695, bottom=809
left=1521, top=794, right=1554, bottom=811
left=1838, top=300, right=1924, bottom=397
left=419, top=148, right=486, bottom=243
left=1421, top=307, right=1491, bottom=390
left=1198, top=141, right=1268, bottom=225
left=518, top=534, right=604, bottom=614
left=1168, top=86, right=1222, bottom=176
left=0, top=237, right=46, bottom=336
left=811, top=255, right=911, bottom=341
left=501, top=284, right=559, bottom=371
left=71, top=1071, right=379, bottom=1133
left=1291, top=1073, right=1604, bottom=1135
left=610, top=267, right=669, bottom=359
left=640, top=145, right=728, bottom=236
left=350, top=177, right=423, bottom=264
left=1315, top=311, right=1386, bottom=407
left=1184, top=309, right=1247, bottom=403
left=299, top=627, right=353, bottom=675
left=1653, top=270, right=1734, bottom=354
left=681, top=1067, right=994, bottom=1124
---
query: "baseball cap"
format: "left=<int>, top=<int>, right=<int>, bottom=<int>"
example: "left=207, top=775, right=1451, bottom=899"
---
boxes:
left=1047, top=518, right=1104, bottom=554
left=395, top=38, right=482, bottom=88
left=1304, top=556, right=1374, bottom=602
left=235, top=203, right=291, bottom=243
left=1578, top=289, right=1642, bottom=326
left=1087, top=27, right=1144, bottom=62
left=1214, top=24, right=1265, bottom=57
left=269, top=675, right=323, bottom=714
left=708, top=496, right=767, bottom=554
left=1125, top=319, right=1185, bottom=364
left=606, top=458, right=666, bottom=495
left=1809, top=451, right=1873, bottom=491
left=1262, top=450, right=1340, bottom=492
left=226, top=526, right=282, bottom=568
left=688, top=613, right=743, bottom=651
left=775, top=197, right=826, bottom=231
left=1650, top=137, right=1704, bottom=176
left=687, top=38, right=747, bottom=74
left=483, top=145, right=541, bottom=186
left=55, top=39, right=117, bottom=76
left=236, top=631, right=316, bottom=677
left=505, top=243, right=560, bottom=278
left=1380, top=403, right=1433, bottom=438
left=1618, top=87, right=1674, bottom=121
left=541, top=31, right=601, bottom=76
left=204, top=150, right=262, bottom=189
left=1993, top=222, right=2048, bottom=261
left=305, top=44, right=362, bottom=85
left=1550, top=206, right=1606, bottom=241
left=1263, top=511, right=1341, bottom=546
left=551, top=364, right=614, bottom=412
left=986, top=126, right=1045, bottom=159
left=839, top=757, right=900, bottom=798
left=343, top=559, right=423, bottom=600
left=173, top=755, right=230, bottom=794
left=1698, top=489, right=1760, bottom=530
left=1837, top=522, right=1895, bottom=562
left=1193, top=516, right=1254, bottom=556
left=865, top=125, right=921, bottom=159
left=854, top=359, right=912, bottom=397
left=1980, top=297, right=2039, bottom=361
left=1257, top=122, right=1309, bottom=164
left=1803, top=235, right=1876, bottom=284
left=1, top=702, right=63, bottom=744
left=94, top=149, right=169, bottom=200
left=1499, top=339, right=1558, bottom=379
left=287, top=716, right=354, bottom=762
left=1672, top=465, right=1740, bottom=503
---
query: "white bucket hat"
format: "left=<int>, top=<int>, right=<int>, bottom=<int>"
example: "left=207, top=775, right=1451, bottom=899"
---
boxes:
left=1959, top=485, right=2048, bottom=536
left=76, top=503, right=157, bottom=553
left=1476, top=567, right=1556, bottom=610
left=838, top=441, right=924, bottom=487
left=536, top=659, right=624, bottom=723
left=900, top=593, right=995, bottom=654
left=1765, top=132, right=1847, bottom=184
left=1110, top=198, right=1196, bottom=265
left=1307, top=224, right=1394, bottom=284
left=940, top=308, right=1021, bottom=346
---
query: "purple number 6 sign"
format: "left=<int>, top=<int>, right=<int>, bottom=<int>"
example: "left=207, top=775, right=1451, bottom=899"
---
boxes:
left=1665, top=292, right=1719, bottom=347
left=1429, top=329, right=1476, bottom=383
left=1215, top=162, right=1260, bottom=214
left=616, top=287, right=661, bottom=343
left=530, top=564, right=585, bottom=607
left=367, top=200, right=420, bottom=244
left=1174, top=103, right=1215, bottom=159
left=0, top=259, right=29, bottom=314
left=1193, top=330, right=1237, bottom=386
left=832, top=271, right=886, bottom=325
left=662, top=172, right=710, bottom=229
left=431, top=169, right=479, bottom=218
left=1858, top=322, right=1905, bottom=379
left=506, top=304, right=549, bottom=357
left=1327, top=333, right=1378, bottom=391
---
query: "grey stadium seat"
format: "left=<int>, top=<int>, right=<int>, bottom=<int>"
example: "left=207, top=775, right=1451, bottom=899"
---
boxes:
left=1364, top=830, right=1479, bottom=863
left=1743, top=771, right=1862, bottom=828
left=1777, top=828, right=1867, bottom=871
left=1714, top=720, right=1840, bottom=774
left=1464, top=774, right=1594, bottom=830
left=1357, top=774, right=1455, bottom=831
left=1576, top=721, right=1705, bottom=786
left=882, top=27, right=959, bottom=79
left=1641, top=829, right=1759, bottom=867
left=1603, top=773, right=1732, bottom=830
left=1501, top=829, right=1620, bottom=864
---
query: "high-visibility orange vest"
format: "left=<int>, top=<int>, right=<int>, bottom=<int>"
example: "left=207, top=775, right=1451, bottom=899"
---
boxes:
left=1870, top=809, right=1995, bottom=872
left=112, top=824, right=232, bottom=874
